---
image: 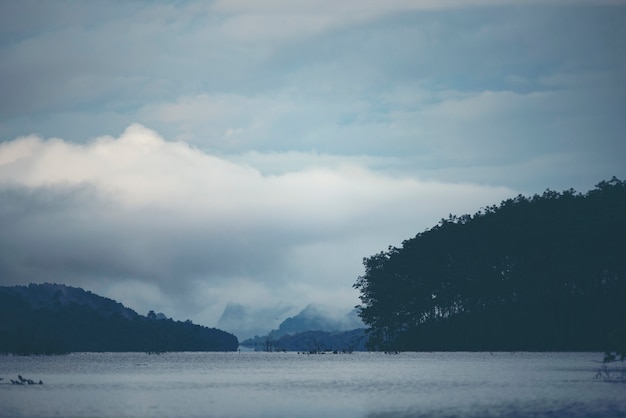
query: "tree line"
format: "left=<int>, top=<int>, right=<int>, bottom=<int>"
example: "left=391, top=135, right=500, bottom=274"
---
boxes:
left=0, top=284, right=238, bottom=354
left=354, top=177, right=626, bottom=355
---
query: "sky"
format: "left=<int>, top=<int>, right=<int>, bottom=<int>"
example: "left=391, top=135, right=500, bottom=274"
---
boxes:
left=1, top=0, right=625, bottom=338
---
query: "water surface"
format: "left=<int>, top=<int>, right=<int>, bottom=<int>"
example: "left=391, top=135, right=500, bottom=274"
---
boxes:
left=1, top=352, right=624, bottom=417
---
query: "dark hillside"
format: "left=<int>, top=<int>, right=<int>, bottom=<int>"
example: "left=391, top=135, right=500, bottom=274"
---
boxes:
left=0, top=283, right=238, bottom=354
left=354, top=178, right=626, bottom=352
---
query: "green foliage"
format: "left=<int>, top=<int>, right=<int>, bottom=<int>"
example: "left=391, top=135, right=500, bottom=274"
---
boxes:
left=354, top=177, right=626, bottom=352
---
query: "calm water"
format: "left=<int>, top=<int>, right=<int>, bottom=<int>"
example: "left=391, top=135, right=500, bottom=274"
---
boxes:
left=0, top=352, right=624, bottom=418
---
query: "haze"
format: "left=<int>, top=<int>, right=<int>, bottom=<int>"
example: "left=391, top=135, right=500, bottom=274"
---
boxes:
left=0, top=0, right=624, bottom=336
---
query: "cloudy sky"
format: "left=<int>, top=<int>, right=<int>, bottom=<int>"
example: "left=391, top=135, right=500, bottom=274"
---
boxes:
left=1, top=0, right=624, bottom=337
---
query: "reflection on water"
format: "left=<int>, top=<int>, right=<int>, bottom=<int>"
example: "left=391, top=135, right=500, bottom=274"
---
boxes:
left=0, top=352, right=624, bottom=417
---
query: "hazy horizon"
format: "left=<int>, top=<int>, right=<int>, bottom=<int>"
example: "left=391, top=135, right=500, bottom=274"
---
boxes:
left=1, top=0, right=624, bottom=334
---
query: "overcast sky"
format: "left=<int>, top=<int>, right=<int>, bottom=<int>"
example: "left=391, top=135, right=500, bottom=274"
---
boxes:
left=1, top=0, right=625, bottom=337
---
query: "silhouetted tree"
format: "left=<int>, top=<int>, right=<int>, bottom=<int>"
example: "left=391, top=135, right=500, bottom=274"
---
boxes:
left=355, top=177, right=626, bottom=351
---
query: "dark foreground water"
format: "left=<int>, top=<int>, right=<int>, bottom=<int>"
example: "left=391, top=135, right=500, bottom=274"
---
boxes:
left=0, top=351, right=624, bottom=418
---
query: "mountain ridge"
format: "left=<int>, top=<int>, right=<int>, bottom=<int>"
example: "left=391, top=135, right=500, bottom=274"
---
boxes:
left=274, top=303, right=364, bottom=337
left=240, top=303, right=367, bottom=351
left=0, top=283, right=238, bottom=354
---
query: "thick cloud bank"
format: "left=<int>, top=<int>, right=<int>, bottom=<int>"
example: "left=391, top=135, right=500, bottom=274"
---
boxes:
left=0, top=125, right=514, bottom=330
left=1, top=1, right=624, bottom=334
left=1, top=1, right=624, bottom=194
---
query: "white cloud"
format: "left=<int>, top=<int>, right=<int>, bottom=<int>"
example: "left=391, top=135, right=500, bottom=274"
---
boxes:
left=2, top=2, right=624, bottom=174
left=1, top=0, right=625, bottom=336
left=0, top=124, right=516, bottom=331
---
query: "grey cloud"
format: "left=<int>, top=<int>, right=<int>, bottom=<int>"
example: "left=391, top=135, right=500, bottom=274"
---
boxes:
left=1, top=0, right=625, bottom=329
left=2, top=3, right=624, bottom=152
left=0, top=126, right=517, bottom=327
left=0, top=184, right=289, bottom=287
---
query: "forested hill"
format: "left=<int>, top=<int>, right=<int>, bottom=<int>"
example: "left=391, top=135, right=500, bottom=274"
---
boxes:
left=0, top=283, right=238, bottom=354
left=354, top=177, right=626, bottom=353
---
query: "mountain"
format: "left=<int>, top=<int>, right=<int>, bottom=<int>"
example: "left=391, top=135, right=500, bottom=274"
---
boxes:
left=354, top=177, right=626, bottom=352
left=0, top=283, right=238, bottom=354
left=240, top=303, right=367, bottom=351
left=274, top=304, right=364, bottom=337
left=216, top=302, right=298, bottom=340
left=3, top=282, right=139, bottom=320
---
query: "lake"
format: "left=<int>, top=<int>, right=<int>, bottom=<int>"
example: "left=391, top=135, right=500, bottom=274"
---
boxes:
left=1, top=351, right=624, bottom=417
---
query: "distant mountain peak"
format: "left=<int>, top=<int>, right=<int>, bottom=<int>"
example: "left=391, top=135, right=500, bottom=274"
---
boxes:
left=275, top=304, right=364, bottom=337
left=216, top=302, right=298, bottom=340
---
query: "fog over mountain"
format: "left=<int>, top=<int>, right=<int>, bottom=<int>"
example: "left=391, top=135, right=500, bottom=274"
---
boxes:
left=217, top=302, right=364, bottom=340
left=275, top=304, right=364, bottom=337
left=216, top=302, right=299, bottom=340
left=0, top=1, right=624, bottom=329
